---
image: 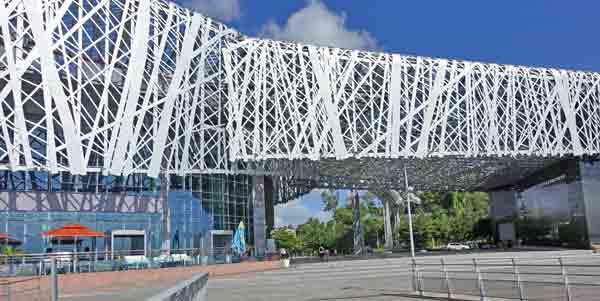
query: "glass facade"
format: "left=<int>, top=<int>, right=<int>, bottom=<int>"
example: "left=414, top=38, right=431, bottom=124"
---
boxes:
left=199, top=174, right=254, bottom=241
left=168, top=191, right=213, bottom=250
left=0, top=171, right=255, bottom=253
left=0, top=211, right=162, bottom=253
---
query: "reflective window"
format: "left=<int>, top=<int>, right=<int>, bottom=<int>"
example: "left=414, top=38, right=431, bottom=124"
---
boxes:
left=0, top=171, right=256, bottom=250
left=0, top=211, right=162, bottom=253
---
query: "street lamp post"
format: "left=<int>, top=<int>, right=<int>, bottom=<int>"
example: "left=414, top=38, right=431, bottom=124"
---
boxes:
left=404, top=165, right=415, bottom=258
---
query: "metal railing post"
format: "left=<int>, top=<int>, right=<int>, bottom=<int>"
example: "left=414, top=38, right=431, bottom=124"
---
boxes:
left=512, top=257, right=525, bottom=301
left=51, top=257, right=59, bottom=301
left=412, top=258, right=423, bottom=296
left=441, top=257, right=453, bottom=299
left=559, top=257, right=571, bottom=301
left=74, top=253, right=78, bottom=273
left=410, top=258, right=416, bottom=293
left=8, top=256, right=14, bottom=275
left=4, top=281, right=10, bottom=301
left=474, top=258, right=487, bottom=301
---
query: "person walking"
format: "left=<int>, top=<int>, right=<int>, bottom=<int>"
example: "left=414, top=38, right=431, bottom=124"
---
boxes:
left=318, top=246, right=325, bottom=262
left=280, top=248, right=290, bottom=268
left=280, top=248, right=289, bottom=259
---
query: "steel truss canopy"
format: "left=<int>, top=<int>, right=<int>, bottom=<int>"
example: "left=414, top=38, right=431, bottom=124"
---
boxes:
left=0, top=0, right=598, bottom=192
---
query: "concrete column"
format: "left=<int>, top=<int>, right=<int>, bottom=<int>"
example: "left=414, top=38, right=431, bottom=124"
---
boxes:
left=383, top=199, right=393, bottom=249
left=253, top=176, right=267, bottom=256
left=352, top=191, right=364, bottom=255
left=161, top=174, right=171, bottom=253
left=374, top=190, right=401, bottom=249
left=264, top=177, right=275, bottom=239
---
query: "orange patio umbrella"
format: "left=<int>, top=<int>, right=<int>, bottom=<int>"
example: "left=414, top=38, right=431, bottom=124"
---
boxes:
left=41, top=224, right=104, bottom=238
left=0, top=233, right=21, bottom=245
left=41, top=224, right=104, bottom=253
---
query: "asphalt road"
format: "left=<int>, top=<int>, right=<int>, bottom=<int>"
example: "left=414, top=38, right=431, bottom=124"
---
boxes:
left=208, top=250, right=600, bottom=301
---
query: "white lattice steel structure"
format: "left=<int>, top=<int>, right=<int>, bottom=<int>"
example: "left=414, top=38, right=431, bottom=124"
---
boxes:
left=225, top=39, right=600, bottom=160
left=0, top=0, right=240, bottom=177
left=0, top=0, right=599, bottom=191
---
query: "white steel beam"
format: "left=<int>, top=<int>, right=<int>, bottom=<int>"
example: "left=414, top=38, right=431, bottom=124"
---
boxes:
left=148, top=14, right=203, bottom=177
left=24, top=0, right=86, bottom=174
left=0, top=0, right=597, bottom=192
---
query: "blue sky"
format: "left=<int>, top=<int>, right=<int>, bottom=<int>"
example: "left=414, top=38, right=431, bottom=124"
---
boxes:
left=274, top=190, right=334, bottom=228
left=274, top=189, right=374, bottom=228
left=175, top=0, right=600, bottom=226
left=178, top=0, right=600, bottom=72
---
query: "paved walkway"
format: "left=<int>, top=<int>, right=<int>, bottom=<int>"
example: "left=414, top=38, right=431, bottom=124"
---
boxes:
left=6, top=250, right=594, bottom=300
left=5, top=260, right=282, bottom=301
left=208, top=250, right=594, bottom=301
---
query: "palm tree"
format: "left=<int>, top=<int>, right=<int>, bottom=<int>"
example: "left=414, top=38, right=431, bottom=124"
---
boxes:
left=1, top=246, right=22, bottom=264
left=321, top=190, right=338, bottom=211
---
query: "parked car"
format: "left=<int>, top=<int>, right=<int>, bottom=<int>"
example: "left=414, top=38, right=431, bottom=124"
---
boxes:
left=446, top=243, right=470, bottom=251
left=479, top=243, right=496, bottom=249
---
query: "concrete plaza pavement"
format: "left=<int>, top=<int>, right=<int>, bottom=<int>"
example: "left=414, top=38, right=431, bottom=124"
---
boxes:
left=208, top=250, right=597, bottom=301
left=5, top=260, right=282, bottom=301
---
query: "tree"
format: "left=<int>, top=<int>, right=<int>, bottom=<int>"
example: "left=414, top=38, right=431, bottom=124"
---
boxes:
left=330, top=206, right=357, bottom=252
left=364, top=214, right=384, bottom=248
left=299, top=191, right=386, bottom=253
left=394, top=192, right=490, bottom=250
left=515, top=217, right=554, bottom=242
left=363, top=192, right=381, bottom=216
left=473, top=217, right=496, bottom=241
left=296, top=218, right=334, bottom=253
left=297, top=189, right=492, bottom=254
left=321, top=190, right=338, bottom=211
left=394, top=213, right=411, bottom=248
left=1, top=246, right=23, bottom=264
left=418, top=192, right=445, bottom=212
left=272, top=228, right=302, bottom=253
left=558, top=217, right=587, bottom=247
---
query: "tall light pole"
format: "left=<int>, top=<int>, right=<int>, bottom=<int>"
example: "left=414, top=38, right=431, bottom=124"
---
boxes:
left=404, top=165, right=415, bottom=258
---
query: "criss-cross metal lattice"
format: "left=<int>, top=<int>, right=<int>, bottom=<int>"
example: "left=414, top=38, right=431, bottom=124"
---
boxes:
left=225, top=38, right=600, bottom=160
left=0, top=0, right=239, bottom=177
left=0, top=0, right=599, bottom=192
left=224, top=38, right=600, bottom=190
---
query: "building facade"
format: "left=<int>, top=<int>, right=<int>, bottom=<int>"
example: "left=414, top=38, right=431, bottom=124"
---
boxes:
left=0, top=0, right=598, bottom=255
left=488, top=159, right=600, bottom=247
left=0, top=171, right=274, bottom=255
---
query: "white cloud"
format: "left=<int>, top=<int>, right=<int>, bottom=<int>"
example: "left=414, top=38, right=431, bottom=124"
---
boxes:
left=261, top=0, right=378, bottom=50
left=275, top=198, right=332, bottom=228
left=181, top=0, right=241, bottom=22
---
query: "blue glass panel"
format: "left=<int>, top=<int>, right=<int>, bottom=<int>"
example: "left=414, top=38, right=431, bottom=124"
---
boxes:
left=2, top=211, right=162, bottom=253
left=168, top=191, right=213, bottom=250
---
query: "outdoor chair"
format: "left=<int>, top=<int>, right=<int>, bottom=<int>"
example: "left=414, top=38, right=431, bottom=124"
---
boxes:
left=123, top=255, right=150, bottom=269
left=92, top=261, right=115, bottom=272
left=15, top=263, right=36, bottom=276
left=170, top=253, right=193, bottom=266
left=153, top=254, right=176, bottom=268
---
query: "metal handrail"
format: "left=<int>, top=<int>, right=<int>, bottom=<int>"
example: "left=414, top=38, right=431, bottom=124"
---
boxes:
left=413, top=255, right=597, bottom=264
left=0, top=247, right=235, bottom=262
left=411, top=255, right=600, bottom=300
left=0, top=247, right=270, bottom=278
left=417, top=262, right=600, bottom=268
